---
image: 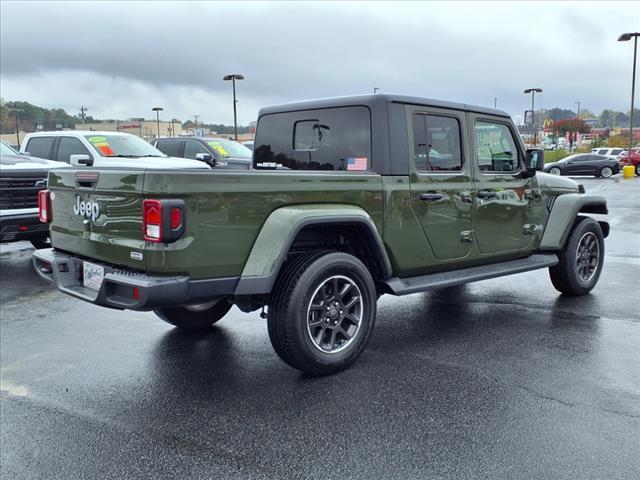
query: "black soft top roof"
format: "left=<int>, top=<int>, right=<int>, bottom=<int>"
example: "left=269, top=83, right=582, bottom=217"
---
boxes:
left=258, top=94, right=510, bottom=118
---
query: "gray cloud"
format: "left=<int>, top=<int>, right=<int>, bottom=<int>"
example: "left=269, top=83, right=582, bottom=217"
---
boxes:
left=1, top=1, right=638, bottom=124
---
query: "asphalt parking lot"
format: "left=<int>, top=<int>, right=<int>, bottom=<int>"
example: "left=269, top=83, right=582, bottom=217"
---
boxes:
left=1, top=176, right=639, bottom=480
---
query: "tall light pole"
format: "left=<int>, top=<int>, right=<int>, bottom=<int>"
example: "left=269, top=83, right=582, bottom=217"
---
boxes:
left=223, top=74, right=244, bottom=141
left=494, top=97, right=498, bottom=109
left=152, top=107, right=163, bottom=139
left=574, top=101, right=581, bottom=150
left=618, top=32, right=639, bottom=165
left=524, top=88, right=543, bottom=146
left=11, top=108, right=23, bottom=147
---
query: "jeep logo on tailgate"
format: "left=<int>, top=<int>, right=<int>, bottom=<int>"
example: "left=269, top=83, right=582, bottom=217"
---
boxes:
left=73, top=195, right=100, bottom=221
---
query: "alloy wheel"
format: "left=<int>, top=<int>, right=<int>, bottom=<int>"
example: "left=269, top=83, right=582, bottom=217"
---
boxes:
left=306, top=275, right=363, bottom=354
left=575, top=232, right=600, bottom=282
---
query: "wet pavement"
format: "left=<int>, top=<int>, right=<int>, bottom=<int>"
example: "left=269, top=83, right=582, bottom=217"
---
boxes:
left=1, top=176, right=639, bottom=479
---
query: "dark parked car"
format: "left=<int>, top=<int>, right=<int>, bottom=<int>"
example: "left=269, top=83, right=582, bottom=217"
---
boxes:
left=153, top=137, right=252, bottom=169
left=543, top=153, right=620, bottom=178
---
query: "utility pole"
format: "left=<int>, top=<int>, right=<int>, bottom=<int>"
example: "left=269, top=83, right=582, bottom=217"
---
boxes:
left=618, top=32, right=639, bottom=165
left=494, top=97, right=498, bottom=109
left=12, top=109, right=23, bottom=147
left=574, top=101, right=581, bottom=150
left=80, top=106, right=88, bottom=129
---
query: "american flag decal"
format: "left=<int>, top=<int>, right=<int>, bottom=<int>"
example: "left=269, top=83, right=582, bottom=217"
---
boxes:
left=347, top=157, right=368, bottom=171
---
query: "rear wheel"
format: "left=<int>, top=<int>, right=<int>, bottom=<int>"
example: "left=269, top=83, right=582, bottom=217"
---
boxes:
left=268, top=251, right=377, bottom=376
left=549, top=167, right=562, bottom=176
left=154, top=298, right=232, bottom=330
left=635, top=164, right=640, bottom=176
left=599, top=166, right=613, bottom=178
left=549, top=217, right=604, bottom=296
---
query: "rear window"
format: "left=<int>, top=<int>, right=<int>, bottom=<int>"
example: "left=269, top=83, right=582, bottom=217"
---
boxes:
left=155, top=140, right=183, bottom=158
left=253, top=106, right=371, bottom=171
left=25, top=137, right=55, bottom=159
left=611, top=149, right=623, bottom=155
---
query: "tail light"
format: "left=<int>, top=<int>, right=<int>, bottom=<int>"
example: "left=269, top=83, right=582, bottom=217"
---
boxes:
left=38, top=190, right=52, bottom=223
left=143, top=199, right=186, bottom=243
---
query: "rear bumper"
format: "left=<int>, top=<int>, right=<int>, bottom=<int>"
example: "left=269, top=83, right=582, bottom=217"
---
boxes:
left=32, top=248, right=238, bottom=311
left=0, top=212, right=49, bottom=243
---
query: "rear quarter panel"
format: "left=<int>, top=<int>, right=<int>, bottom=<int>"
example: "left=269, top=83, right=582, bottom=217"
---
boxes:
left=142, top=171, right=384, bottom=279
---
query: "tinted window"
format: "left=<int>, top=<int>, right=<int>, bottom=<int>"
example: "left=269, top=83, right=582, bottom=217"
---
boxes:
left=254, top=106, right=371, bottom=171
left=25, top=137, right=55, bottom=159
left=572, top=155, right=589, bottom=162
left=474, top=122, right=519, bottom=172
left=597, top=149, right=608, bottom=155
left=184, top=140, right=210, bottom=159
left=154, top=140, right=183, bottom=158
left=56, top=137, right=91, bottom=163
left=611, top=149, right=623, bottom=155
left=412, top=114, right=462, bottom=172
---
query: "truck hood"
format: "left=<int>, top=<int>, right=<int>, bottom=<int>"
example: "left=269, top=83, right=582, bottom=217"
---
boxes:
left=1, top=154, right=69, bottom=170
left=537, top=171, right=580, bottom=193
left=93, top=156, right=210, bottom=169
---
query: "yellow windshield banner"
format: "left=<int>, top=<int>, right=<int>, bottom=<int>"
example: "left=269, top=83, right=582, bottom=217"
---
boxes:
left=208, top=142, right=229, bottom=157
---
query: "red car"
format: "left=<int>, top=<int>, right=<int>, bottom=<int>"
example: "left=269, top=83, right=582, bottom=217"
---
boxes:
left=618, top=149, right=640, bottom=176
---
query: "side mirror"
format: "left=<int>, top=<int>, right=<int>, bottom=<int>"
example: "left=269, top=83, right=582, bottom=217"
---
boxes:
left=70, top=154, right=93, bottom=167
left=525, top=148, right=544, bottom=171
left=195, top=152, right=215, bottom=166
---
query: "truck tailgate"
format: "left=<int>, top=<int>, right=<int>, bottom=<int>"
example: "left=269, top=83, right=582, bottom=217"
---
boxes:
left=48, top=169, right=146, bottom=271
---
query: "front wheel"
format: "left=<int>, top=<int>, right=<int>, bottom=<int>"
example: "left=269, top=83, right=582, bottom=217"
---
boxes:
left=549, top=217, right=604, bottom=296
left=268, top=251, right=377, bottom=376
left=154, top=298, right=232, bottom=330
left=549, top=167, right=562, bottom=176
left=599, top=166, right=613, bottom=178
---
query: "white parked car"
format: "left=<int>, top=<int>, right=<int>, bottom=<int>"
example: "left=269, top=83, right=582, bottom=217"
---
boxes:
left=20, top=131, right=210, bottom=169
left=590, top=147, right=625, bottom=160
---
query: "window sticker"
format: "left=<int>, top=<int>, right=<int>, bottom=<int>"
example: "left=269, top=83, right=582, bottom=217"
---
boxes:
left=208, top=141, right=229, bottom=157
left=346, top=157, right=368, bottom=171
left=87, top=136, right=114, bottom=155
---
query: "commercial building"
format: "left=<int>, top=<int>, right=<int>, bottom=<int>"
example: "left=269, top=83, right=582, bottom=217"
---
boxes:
left=75, top=119, right=183, bottom=140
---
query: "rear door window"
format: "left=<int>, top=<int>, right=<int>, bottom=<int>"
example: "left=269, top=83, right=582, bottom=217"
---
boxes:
left=56, top=137, right=91, bottom=163
left=254, top=106, right=371, bottom=171
left=610, top=149, right=623, bottom=155
left=25, top=137, right=55, bottom=159
left=155, top=140, right=183, bottom=158
left=412, top=114, right=463, bottom=172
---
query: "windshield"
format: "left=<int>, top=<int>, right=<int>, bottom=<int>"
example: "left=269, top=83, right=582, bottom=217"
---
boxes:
left=0, top=141, right=19, bottom=156
left=84, top=135, right=166, bottom=158
left=206, top=139, right=252, bottom=158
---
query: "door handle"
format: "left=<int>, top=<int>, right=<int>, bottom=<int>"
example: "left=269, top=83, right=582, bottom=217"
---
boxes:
left=420, top=193, right=443, bottom=202
left=477, top=190, right=497, bottom=199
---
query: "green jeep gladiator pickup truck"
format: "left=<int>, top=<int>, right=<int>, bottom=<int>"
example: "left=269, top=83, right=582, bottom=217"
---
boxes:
left=33, top=95, right=609, bottom=375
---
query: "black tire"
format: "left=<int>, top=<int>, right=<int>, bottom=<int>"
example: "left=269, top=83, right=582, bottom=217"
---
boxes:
left=154, top=298, right=232, bottom=331
left=599, top=166, right=613, bottom=178
left=635, top=164, right=640, bottom=176
left=268, top=251, right=377, bottom=376
left=549, top=217, right=604, bottom=296
left=30, top=237, right=50, bottom=249
left=548, top=167, right=562, bottom=176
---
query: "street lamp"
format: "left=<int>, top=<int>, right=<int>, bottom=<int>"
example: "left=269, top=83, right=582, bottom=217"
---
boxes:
left=223, top=74, right=244, bottom=141
left=152, top=107, right=163, bottom=139
left=524, top=88, right=543, bottom=146
left=574, top=101, right=581, bottom=150
left=618, top=32, right=639, bottom=165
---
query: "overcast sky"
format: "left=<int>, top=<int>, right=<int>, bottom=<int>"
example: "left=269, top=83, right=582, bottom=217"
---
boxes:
left=1, top=1, right=638, bottom=125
